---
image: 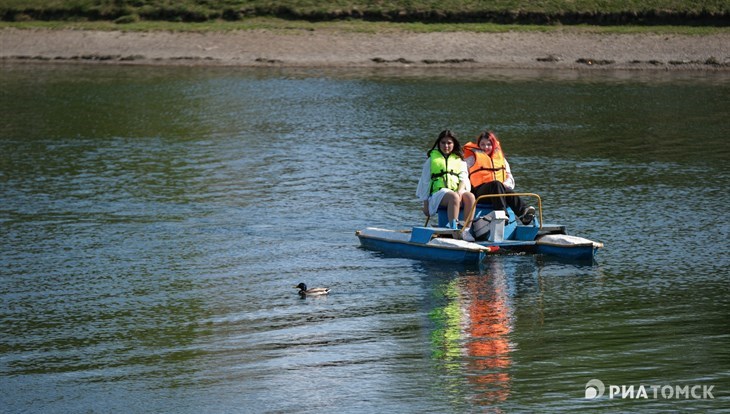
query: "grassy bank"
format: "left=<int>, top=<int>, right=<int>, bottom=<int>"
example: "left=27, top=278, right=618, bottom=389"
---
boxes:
left=2, top=17, right=729, bottom=36
left=2, top=0, right=729, bottom=27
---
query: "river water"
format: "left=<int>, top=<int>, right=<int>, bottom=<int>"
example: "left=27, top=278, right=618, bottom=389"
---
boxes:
left=1, top=64, right=729, bottom=413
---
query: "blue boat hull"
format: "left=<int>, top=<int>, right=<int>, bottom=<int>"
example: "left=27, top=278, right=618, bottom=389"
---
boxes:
left=535, top=242, right=599, bottom=262
left=356, top=195, right=602, bottom=264
left=357, top=233, right=484, bottom=263
left=356, top=226, right=602, bottom=264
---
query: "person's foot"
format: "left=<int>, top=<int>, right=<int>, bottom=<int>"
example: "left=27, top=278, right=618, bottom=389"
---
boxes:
left=520, top=206, right=536, bottom=225
left=461, top=228, right=475, bottom=242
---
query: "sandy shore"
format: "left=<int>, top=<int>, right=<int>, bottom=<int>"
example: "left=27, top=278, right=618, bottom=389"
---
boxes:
left=2, top=28, right=730, bottom=71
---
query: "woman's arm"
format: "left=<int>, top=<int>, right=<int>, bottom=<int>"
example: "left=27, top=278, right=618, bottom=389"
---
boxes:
left=416, top=158, right=432, bottom=201
left=458, top=160, right=471, bottom=193
left=503, top=159, right=515, bottom=190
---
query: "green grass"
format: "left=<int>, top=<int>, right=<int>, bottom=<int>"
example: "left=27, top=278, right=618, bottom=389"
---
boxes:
left=3, top=0, right=728, bottom=15
left=2, top=0, right=729, bottom=23
left=1, top=17, right=728, bottom=36
left=1, top=1, right=728, bottom=34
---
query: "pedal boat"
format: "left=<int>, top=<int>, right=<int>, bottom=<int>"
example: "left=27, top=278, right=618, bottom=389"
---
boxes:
left=356, top=193, right=603, bottom=264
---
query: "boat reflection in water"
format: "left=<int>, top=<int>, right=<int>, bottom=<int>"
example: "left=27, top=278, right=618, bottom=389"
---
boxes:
left=429, top=258, right=517, bottom=405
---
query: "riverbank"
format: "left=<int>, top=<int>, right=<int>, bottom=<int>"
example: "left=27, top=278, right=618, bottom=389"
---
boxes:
left=2, top=27, right=729, bottom=71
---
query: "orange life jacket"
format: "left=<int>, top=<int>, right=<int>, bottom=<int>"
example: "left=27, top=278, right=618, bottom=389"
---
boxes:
left=464, top=139, right=506, bottom=186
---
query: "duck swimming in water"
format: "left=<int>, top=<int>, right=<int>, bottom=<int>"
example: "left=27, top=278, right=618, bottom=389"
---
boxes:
left=294, top=283, right=330, bottom=296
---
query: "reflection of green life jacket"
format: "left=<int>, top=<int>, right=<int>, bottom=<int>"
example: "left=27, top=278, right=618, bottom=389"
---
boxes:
left=429, top=150, right=464, bottom=194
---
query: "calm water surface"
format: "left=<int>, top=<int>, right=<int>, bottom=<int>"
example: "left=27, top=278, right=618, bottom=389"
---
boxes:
left=1, top=64, right=729, bottom=413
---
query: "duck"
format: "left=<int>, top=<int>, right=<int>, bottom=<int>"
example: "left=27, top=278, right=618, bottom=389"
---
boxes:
left=294, top=283, right=330, bottom=296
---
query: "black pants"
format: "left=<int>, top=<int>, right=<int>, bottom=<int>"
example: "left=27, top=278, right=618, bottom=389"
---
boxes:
left=472, top=181, right=527, bottom=215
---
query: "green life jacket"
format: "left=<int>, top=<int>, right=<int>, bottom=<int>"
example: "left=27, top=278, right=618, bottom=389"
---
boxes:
left=429, top=150, right=464, bottom=194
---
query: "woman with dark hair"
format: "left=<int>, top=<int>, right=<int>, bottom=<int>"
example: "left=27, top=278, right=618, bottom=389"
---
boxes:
left=464, top=130, right=535, bottom=225
left=416, top=130, right=476, bottom=238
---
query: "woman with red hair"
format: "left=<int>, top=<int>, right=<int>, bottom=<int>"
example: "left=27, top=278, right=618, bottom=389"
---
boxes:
left=464, top=130, right=535, bottom=225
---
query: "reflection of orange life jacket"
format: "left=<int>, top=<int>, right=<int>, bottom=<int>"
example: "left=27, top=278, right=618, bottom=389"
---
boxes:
left=464, top=141, right=506, bottom=186
left=464, top=274, right=512, bottom=401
